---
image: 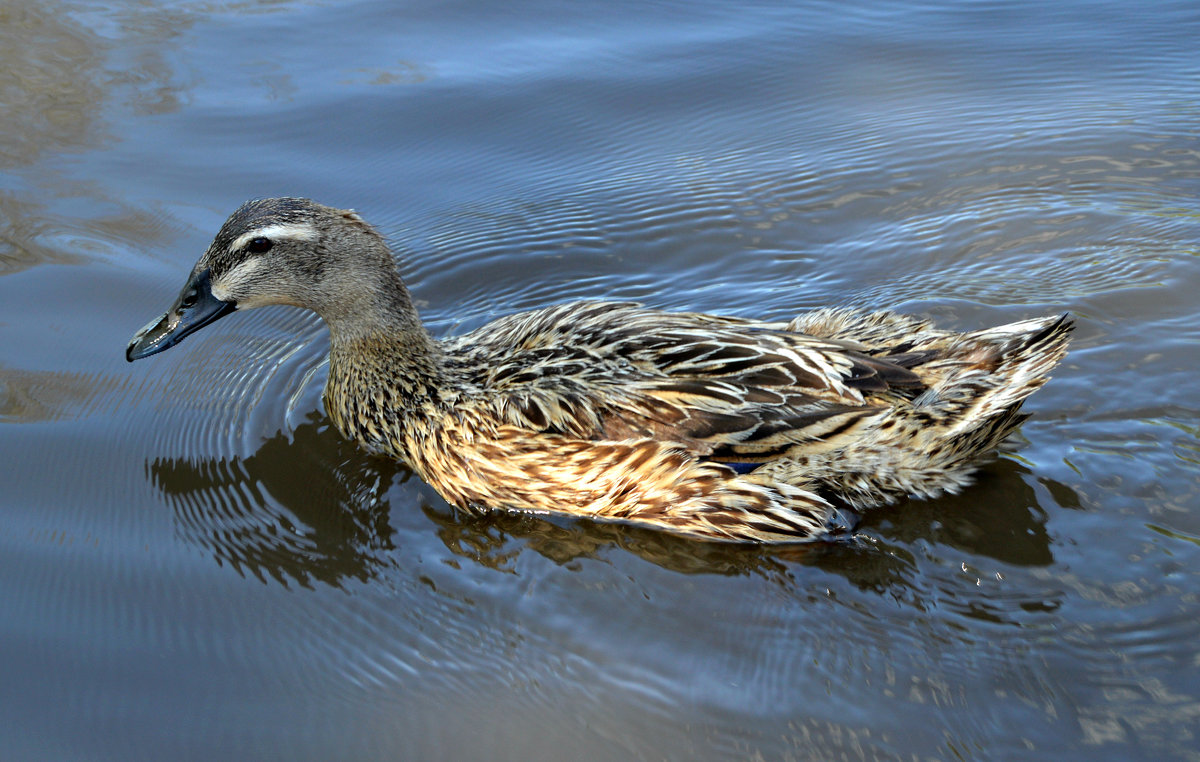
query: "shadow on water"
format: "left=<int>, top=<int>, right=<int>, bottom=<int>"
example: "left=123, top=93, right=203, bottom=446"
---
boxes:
left=148, top=414, right=1077, bottom=601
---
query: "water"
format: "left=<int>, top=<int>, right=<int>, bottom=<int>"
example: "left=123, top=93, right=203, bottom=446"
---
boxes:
left=2, top=0, right=1199, bottom=758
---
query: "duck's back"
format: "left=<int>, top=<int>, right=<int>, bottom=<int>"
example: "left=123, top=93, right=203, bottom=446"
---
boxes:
left=441, top=301, right=1068, bottom=468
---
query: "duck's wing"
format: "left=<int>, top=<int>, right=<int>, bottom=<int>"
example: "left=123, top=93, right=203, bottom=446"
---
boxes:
left=454, top=302, right=930, bottom=463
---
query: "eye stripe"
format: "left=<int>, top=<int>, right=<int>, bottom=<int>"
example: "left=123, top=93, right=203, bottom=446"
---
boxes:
left=231, top=223, right=318, bottom=252
left=210, top=258, right=266, bottom=302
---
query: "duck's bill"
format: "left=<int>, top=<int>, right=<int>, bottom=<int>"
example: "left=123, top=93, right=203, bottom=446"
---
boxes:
left=126, top=270, right=236, bottom=362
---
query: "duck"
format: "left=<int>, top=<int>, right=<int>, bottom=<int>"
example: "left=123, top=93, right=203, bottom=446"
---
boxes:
left=127, top=197, right=1073, bottom=543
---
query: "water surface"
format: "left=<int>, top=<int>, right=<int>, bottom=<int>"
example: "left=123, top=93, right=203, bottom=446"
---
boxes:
left=2, top=0, right=1199, bottom=759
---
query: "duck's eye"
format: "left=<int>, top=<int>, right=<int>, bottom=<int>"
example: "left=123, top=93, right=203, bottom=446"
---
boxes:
left=246, top=237, right=272, bottom=254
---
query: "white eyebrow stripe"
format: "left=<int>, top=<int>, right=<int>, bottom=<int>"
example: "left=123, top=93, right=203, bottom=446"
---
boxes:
left=231, top=222, right=318, bottom=251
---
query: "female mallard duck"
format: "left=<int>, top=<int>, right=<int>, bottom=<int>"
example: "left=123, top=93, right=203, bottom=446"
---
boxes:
left=127, top=197, right=1072, bottom=543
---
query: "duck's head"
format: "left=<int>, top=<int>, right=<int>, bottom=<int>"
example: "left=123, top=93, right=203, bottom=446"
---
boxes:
left=127, top=197, right=408, bottom=362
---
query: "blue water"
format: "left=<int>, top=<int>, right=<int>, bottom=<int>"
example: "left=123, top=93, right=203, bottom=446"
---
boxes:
left=2, top=0, right=1199, bottom=759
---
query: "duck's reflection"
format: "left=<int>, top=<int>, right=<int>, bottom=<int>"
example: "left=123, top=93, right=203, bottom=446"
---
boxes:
left=148, top=415, right=1074, bottom=593
left=422, top=502, right=819, bottom=578
left=859, top=456, right=1061, bottom=567
left=149, top=414, right=403, bottom=588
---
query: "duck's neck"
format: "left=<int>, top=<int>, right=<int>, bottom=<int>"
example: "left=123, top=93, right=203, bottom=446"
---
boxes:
left=323, top=267, right=444, bottom=403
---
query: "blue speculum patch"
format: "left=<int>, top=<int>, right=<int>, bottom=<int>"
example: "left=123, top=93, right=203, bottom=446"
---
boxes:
left=717, top=462, right=761, bottom=475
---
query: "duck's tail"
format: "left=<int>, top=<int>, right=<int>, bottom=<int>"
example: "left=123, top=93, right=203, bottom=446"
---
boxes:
left=916, top=313, right=1074, bottom=433
left=775, top=311, right=1074, bottom=508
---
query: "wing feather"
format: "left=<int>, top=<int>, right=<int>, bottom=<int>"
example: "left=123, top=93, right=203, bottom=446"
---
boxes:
left=451, top=301, right=930, bottom=462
